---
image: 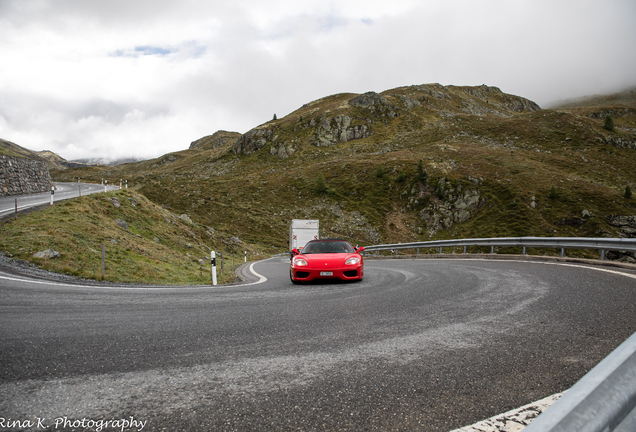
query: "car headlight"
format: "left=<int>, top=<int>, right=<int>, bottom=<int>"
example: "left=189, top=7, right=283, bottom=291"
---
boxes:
left=345, top=256, right=360, bottom=265
left=293, top=258, right=308, bottom=267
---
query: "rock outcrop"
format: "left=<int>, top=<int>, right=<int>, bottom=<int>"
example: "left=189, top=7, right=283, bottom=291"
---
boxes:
left=607, top=215, right=636, bottom=238
left=233, top=128, right=274, bottom=155
left=0, top=155, right=52, bottom=197
left=310, top=115, right=372, bottom=147
left=190, top=131, right=241, bottom=150
left=417, top=180, right=483, bottom=235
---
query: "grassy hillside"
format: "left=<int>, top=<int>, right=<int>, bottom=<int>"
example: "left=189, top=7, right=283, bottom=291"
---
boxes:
left=2, top=83, right=631, bottom=283
left=0, top=189, right=260, bottom=284
left=51, top=84, right=635, bottom=256
left=0, top=138, right=46, bottom=160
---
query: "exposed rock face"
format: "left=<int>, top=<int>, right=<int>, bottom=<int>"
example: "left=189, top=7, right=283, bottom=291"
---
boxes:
left=310, top=115, right=372, bottom=147
left=0, top=155, right=52, bottom=197
left=107, top=197, right=121, bottom=208
left=417, top=180, right=482, bottom=234
left=349, top=92, right=400, bottom=117
left=607, top=215, right=636, bottom=238
left=233, top=128, right=274, bottom=155
left=604, top=135, right=636, bottom=150
left=190, top=131, right=241, bottom=150
left=33, top=249, right=61, bottom=259
left=114, top=219, right=129, bottom=230
left=270, top=142, right=296, bottom=159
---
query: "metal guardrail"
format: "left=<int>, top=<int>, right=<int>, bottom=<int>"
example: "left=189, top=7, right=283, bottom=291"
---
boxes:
left=363, top=237, right=636, bottom=260
left=524, top=330, right=636, bottom=432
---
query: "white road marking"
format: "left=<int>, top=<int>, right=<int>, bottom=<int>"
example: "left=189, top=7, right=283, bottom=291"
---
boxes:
left=449, top=392, right=565, bottom=432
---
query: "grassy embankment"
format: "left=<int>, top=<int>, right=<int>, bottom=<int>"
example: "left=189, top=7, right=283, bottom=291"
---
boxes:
left=0, top=189, right=261, bottom=284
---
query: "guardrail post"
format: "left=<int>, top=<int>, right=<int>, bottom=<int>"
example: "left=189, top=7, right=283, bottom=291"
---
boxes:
left=463, top=246, right=467, bottom=254
left=417, top=248, right=419, bottom=255
left=439, top=247, right=443, bottom=254
left=522, top=246, right=526, bottom=255
left=600, top=250, right=606, bottom=261
left=14, top=198, right=18, bottom=219
left=491, top=246, right=494, bottom=254
left=561, top=248, right=565, bottom=257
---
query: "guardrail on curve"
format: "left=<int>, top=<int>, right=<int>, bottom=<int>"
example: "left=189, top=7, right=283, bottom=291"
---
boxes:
left=362, top=236, right=636, bottom=260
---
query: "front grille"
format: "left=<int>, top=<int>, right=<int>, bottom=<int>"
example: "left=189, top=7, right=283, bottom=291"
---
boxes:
left=296, top=271, right=310, bottom=278
left=343, top=270, right=358, bottom=277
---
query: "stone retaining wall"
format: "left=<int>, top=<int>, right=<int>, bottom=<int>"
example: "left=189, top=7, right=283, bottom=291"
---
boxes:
left=0, top=155, right=52, bottom=197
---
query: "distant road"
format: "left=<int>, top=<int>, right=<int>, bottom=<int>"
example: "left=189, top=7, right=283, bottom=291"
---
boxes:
left=0, top=182, right=118, bottom=218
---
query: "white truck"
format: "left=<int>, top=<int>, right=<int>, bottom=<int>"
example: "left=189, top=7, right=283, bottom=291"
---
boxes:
left=289, top=219, right=319, bottom=253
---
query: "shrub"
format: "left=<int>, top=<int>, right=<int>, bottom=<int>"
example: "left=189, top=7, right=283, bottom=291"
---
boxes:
left=315, top=173, right=327, bottom=194
left=549, top=186, right=558, bottom=200
left=396, top=170, right=406, bottom=183
left=626, top=185, right=633, bottom=199
left=417, top=160, right=427, bottom=183
left=604, top=115, right=614, bottom=132
left=376, top=165, right=385, bottom=178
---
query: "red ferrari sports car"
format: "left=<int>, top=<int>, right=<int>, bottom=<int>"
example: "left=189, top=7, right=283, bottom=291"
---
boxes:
left=290, top=239, right=364, bottom=284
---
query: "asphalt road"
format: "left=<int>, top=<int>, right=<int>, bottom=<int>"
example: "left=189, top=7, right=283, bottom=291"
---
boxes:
left=0, top=257, right=635, bottom=431
left=0, top=182, right=118, bottom=219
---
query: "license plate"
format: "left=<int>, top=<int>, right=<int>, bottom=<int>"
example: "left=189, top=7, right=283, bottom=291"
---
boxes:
left=320, top=271, right=333, bottom=276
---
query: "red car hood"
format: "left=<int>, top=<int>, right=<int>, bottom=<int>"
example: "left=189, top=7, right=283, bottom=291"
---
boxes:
left=301, top=253, right=359, bottom=267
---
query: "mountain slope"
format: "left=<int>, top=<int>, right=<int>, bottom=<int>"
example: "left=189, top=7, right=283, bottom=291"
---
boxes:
left=51, top=83, right=636, bottom=258
left=1, top=138, right=47, bottom=160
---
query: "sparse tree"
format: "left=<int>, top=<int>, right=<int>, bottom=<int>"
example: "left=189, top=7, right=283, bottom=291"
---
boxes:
left=549, top=186, right=558, bottom=200
left=397, top=170, right=406, bottom=183
left=315, top=173, right=327, bottom=194
left=625, top=185, right=633, bottom=199
left=376, top=165, right=384, bottom=178
left=417, top=160, right=428, bottom=184
left=604, top=115, right=614, bottom=132
left=272, top=113, right=277, bottom=121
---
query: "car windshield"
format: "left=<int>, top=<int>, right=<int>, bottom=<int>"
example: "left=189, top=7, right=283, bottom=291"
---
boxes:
left=302, top=241, right=354, bottom=254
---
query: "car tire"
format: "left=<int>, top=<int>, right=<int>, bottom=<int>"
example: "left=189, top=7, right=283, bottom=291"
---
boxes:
left=290, top=270, right=300, bottom=285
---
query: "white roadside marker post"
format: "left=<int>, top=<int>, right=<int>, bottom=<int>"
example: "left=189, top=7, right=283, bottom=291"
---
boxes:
left=244, top=250, right=247, bottom=263
left=211, top=251, right=217, bottom=286
left=101, top=244, right=105, bottom=280
left=50, top=186, right=54, bottom=205
left=104, top=180, right=108, bottom=193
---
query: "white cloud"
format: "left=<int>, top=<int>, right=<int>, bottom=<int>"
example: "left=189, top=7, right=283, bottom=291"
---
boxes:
left=0, top=0, right=635, bottom=161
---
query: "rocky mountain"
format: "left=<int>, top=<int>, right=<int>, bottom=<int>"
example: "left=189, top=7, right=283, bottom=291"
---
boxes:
left=35, top=150, right=98, bottom=170
left=51, top=83, right=636, bottom=260
left=190, top=131, right=242, bottom=150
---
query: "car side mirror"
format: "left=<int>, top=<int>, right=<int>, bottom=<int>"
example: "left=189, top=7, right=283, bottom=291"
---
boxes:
left=291, top=248, right=300, bottom=255
left=356, top=246, right=365, bottom=253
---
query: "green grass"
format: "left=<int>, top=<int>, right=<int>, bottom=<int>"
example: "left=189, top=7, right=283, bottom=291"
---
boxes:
left=0, top=190, right=259, bottom=284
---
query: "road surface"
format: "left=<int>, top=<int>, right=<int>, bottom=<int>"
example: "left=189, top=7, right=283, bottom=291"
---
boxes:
left=1, top=256, right=635, bottom=431
left=0, top=182, right=118, bottom=219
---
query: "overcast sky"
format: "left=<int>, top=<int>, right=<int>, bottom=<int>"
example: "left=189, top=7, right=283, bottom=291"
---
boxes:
left=1, top=0, right=635, bottom=162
